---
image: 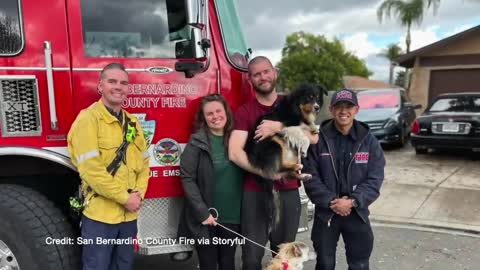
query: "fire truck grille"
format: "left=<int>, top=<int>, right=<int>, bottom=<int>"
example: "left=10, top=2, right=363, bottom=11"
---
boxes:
left=136, top=197, right=193, bottom=255
left=0, top=78, right=42, bottom=137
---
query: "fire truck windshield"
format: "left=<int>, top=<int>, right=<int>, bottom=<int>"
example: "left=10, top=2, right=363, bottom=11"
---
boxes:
left=80, top=0, right=191, bottom=58
left=215, top=0, right=249, bottom=69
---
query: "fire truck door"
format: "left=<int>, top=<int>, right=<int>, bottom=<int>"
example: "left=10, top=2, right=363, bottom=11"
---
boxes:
left=0, top=0, right=73, bottom=145
left=66, top=0, right=219, bottom=198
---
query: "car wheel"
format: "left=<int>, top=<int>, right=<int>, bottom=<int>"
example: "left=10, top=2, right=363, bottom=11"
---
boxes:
left=415, top=147, right=428, bottom=154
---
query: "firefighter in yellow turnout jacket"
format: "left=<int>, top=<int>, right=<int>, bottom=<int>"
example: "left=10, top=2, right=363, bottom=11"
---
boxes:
left=68, top=63, right=150, bottom=270
left=68, top=101, right=149, bottom=222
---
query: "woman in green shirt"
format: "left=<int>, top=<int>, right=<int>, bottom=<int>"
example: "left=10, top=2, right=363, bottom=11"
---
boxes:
left=178, top=94, right=244, bottom=270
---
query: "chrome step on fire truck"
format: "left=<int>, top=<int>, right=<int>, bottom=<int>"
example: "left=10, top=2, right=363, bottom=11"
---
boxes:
left=0, top=0, right=253, bottom=268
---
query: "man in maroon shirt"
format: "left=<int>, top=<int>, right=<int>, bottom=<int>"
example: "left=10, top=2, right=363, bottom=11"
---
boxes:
left=229, top=56, right=318, bottom=270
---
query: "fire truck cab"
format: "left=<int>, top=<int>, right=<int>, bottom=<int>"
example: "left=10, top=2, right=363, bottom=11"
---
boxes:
left=0, top=0, right=251, bottom=269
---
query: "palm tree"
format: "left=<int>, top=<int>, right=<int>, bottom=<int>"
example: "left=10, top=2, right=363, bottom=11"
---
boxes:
left=377, top=0, right=440, bottom=53
left=378, top=43, right=403, bottom=84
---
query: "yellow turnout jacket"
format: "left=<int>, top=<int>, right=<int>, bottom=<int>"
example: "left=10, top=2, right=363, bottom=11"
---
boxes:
left=68, top=100, right=150, bottom=224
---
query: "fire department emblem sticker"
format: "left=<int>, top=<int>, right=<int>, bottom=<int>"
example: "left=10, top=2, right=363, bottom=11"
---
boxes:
left=153, top=138, right=182, bottom=165
left=133, top=113, right=156, bottom=148
left=354, top=152, right=369, bottom=164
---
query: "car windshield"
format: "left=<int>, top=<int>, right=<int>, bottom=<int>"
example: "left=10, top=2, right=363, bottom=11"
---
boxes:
left=429, top=96, right=480, bottom=112
left=357, top=91, right=400, bottom=109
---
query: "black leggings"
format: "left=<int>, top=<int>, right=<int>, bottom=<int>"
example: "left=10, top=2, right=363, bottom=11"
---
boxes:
left=196, top=223, right=241, bottom=270
left=241, top=189, right=301, bottom=270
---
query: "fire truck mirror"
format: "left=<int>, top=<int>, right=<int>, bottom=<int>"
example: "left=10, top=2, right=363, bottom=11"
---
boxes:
left=185, top=0, right=204, bottom=26
left=183, top=0, right=209, bottom=59
left=175, top=40, right=194, bottom=59
left=174, top=24, right=209, bottom=77
left=175, top=61, right=205, bottom=79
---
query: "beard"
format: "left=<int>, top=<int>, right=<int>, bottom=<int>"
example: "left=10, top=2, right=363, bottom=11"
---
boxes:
left=253, top=79, right=277, bottom=96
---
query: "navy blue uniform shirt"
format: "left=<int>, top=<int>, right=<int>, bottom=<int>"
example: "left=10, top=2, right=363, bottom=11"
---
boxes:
left=330, top=123, right=357, bottom=196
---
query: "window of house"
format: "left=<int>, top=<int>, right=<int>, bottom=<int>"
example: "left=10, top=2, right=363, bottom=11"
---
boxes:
left=0, top=0, right=24, bottom=55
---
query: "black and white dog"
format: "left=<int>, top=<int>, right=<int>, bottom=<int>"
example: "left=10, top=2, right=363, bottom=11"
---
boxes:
left=246, top=83, right=327, bottom=180
left=246, top=83, right=327, bottom=224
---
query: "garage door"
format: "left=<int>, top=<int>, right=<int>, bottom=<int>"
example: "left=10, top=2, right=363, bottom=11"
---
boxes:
left=428, top=68, right=480, bottom=104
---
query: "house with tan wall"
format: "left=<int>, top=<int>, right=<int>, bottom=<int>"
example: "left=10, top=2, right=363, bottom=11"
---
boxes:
left=396, top=25, right=480, bottom=111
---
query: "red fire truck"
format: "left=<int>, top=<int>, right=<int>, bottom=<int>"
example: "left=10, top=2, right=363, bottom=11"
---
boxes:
left=0, top=0, right=253, bottom=268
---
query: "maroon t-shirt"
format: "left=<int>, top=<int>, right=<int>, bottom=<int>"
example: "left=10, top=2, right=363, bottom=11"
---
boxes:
left=234, top=98, right=300, bottom=192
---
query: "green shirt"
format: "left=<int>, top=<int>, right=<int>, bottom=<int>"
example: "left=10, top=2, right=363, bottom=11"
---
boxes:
left=210, top=134, right=243, bottom=224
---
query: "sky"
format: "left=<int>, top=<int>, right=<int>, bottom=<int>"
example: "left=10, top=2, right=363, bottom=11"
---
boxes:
left=235, top=0, right=480, bottom=82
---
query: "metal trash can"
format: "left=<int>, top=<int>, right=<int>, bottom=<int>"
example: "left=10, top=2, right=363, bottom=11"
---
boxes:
left=297, top=195, right=310, bottom=233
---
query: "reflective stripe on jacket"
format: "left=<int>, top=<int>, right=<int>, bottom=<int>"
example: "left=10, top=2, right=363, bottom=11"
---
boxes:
left=67, top=100, right=150, bottom=224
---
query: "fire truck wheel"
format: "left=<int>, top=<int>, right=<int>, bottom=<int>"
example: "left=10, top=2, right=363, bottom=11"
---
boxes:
left=0, top=184, right=81, bottom=270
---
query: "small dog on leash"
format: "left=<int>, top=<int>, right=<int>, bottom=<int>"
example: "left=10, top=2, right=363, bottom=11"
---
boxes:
left=264, top=242, right=317, bottom=270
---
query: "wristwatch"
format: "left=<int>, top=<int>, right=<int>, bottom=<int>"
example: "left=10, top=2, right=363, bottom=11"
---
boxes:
left=351, top=198, right=358, bottom=208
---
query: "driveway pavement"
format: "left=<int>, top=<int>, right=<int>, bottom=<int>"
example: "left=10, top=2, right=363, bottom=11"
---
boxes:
left=370, top=143, right=480, bottom=233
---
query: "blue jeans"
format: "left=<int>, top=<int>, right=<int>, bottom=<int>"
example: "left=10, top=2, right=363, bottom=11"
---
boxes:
left=81, top=215, right=137, bottom=270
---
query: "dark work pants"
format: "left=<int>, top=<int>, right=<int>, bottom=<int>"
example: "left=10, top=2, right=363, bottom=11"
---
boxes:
left=81, top=215, right=137, bottom=270
left=195, top=223, right=241, bottom=270
left=311, top=213, right=374, bottom=270
left=241, top=189, right=301, bottom=270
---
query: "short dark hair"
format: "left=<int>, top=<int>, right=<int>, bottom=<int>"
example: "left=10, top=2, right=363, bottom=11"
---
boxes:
left=247, top=56, right=273, bottom=75
left=194, top=94, right=234, bottom=155
left=100, top=63, right=128, bottom=80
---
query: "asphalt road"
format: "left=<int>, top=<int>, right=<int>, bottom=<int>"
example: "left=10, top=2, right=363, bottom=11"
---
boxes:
left=133, top=224, right=480, bottom=270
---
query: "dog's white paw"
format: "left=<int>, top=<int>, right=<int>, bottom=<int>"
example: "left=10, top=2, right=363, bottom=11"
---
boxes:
left=298, top=173, right=312, bottom=181
left=282, top=126, right=310, bottom=156
left=311, top=124, right=320, bottom=134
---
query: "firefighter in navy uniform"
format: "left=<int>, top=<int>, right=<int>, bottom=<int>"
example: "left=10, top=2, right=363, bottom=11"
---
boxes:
left=68, top=63, right=150, bottom=270
left=302, top=89, right=386, bottom=270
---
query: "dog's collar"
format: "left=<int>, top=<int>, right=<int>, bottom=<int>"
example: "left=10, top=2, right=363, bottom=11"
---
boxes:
left=282, top=261, right=289, bottom=270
